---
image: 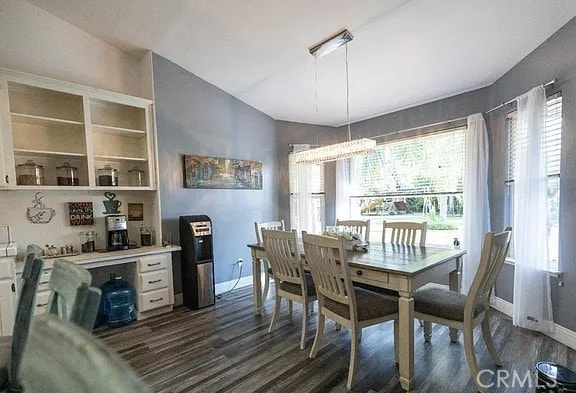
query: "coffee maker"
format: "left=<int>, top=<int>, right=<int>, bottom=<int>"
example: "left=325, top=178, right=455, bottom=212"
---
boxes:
left=105, top=215, right=129, bottom=251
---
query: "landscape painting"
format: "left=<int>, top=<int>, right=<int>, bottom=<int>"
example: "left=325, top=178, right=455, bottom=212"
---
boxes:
left=183, top=155, right=263, bottom=190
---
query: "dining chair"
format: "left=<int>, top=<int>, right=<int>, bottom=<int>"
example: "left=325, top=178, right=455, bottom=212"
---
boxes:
left=336, top=219, right=370, bottom=242
left=262, top=229, right=316, bottom=349
left=413, top=227, right=512, bottom=392
left=19, top=313, right=148, bottom=393
left=302, top=232, right=398, bottom=390
left=254, top=220, right=285, bottom=302
left=381, top=220, right=427, bottom=246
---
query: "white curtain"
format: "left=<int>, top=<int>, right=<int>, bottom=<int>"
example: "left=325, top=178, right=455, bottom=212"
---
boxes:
left=289, top=144, right=313, bottom=233
left=512, top=86, right=554, bottom=332
left=461, top=113, right=491, bottom=294
left=335, top=159, right=351, bottom=220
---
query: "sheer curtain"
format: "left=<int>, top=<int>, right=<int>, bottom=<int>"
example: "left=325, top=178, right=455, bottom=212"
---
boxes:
left=512, top=86, right=554, bottom=332
left=461, top=113, right=491, bottom=294
left=289, top=144, right=312, bottom=233
left=335, top=159, right=351, bottom=220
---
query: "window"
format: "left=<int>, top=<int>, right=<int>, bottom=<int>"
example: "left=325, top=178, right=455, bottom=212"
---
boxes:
left=505, top=93, right=562, bottom=270
left=348, top=127, right=466, bottom=245
left=289, top=152, right=325, bottom=234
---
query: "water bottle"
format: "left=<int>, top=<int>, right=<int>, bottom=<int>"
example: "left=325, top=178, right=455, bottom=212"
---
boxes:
left=453, top=237, right=460, bottom=249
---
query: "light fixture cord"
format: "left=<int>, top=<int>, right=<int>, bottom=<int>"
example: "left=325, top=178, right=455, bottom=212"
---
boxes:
left=345, top=43, right=351, bottom=141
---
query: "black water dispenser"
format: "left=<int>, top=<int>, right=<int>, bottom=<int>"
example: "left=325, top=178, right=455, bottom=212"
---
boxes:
left=179, top=215, right=215, bottom=309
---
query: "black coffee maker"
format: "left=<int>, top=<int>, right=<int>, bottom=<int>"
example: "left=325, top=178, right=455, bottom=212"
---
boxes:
left=105, top=215, right=129, bottom=251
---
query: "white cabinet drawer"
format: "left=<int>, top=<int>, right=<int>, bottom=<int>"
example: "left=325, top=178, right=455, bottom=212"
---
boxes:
left=139, top=269, right=168, bottom=292
left=34, top=290, right=51, bottom=315
left=138, top=255, right=168, bottom=273
left=37, top=270, right=52, bottom=292
left=139, top=287, right=170, bottom=312
left=0, top=262, right=12, bottom=280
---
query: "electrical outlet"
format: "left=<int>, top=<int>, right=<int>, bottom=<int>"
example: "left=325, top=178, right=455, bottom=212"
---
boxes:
left=237, top=257, right=243, bottom=266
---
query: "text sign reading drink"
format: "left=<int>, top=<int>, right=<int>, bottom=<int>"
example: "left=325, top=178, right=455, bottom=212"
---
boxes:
left=69, top=202, right=94, bottom=226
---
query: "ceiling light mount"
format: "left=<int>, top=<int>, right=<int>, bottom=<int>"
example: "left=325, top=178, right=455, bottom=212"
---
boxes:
left=309, top=29, right=354, bottom=58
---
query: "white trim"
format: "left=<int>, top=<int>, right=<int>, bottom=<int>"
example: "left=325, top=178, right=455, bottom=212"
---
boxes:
left=491, top=296, right=576, bottom=350
left=215, top=275, right=253, bottom=295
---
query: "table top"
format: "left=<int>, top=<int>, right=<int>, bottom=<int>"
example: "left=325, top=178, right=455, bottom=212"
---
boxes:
left=247, top=242, right=465, bottom=276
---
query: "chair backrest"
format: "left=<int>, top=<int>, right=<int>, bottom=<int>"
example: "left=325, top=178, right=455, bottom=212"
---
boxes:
left=466, top=227, right=512, bottom=313
left=9, top=244, right=44, bottom=391
left=302, top=232, right=357, bottom=320
left=382, top=221, right=427, bottom=246
left=20, top=313, right=148, bottom=393
left=262, top=229, right=303, bottom=288
left=254, top=220, right=285, bottom=244
left=335, top=219, right=370, bottom=242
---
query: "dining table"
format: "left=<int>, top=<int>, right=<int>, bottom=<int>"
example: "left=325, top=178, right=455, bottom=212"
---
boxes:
left=247, top=241, right=466, bottom=391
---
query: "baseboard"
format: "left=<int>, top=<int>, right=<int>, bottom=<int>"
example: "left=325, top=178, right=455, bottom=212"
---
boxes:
left=491, top=295, right=576, bottom=351
left=215, top=275, right=253, bottom=295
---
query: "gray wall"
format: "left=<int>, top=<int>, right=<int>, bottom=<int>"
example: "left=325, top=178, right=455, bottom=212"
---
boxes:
left=152, top=54, right=278, bottom=292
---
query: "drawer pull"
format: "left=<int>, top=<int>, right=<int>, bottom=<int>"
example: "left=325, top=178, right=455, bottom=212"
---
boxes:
left=356, top=270, right=363, bottom=276
left=11, top=283, right=15, bottom=292
left=148, top=279, right=162, bottom=284
left=36, top=303, right=48, bottom=307
left=147, top=262, right=161, bottom=267
left=150, top=297, right=164, bottom=303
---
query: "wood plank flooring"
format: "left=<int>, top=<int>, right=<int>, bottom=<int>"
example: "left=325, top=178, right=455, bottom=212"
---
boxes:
left=96, top=286, right=576, bottom=393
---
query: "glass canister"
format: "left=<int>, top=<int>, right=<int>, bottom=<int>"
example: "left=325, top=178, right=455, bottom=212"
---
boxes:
left=140, top=225, right=152, bottom=246
left=16, top=160, right=44, bottom=185
left=79, top=230, right=97, bottom=253
left=98, top=165, right=118, bottom=186
left=128, top=167, right=145, bottom=187
left=56, top=162, right=79, bottom=186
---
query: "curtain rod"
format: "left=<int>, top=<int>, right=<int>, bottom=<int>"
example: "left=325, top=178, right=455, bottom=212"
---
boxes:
left=484, top=79, right=556, bottom=114
left=370, top=116, right=467, bottom=141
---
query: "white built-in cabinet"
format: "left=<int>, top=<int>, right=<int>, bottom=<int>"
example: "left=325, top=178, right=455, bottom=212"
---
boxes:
left=0, top=69, right=156, bottom=190
left=0, top=257, right=16, bottom=336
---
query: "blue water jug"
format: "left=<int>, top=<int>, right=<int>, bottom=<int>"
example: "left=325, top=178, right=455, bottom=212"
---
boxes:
left=98, top=273, right=136, bottom=328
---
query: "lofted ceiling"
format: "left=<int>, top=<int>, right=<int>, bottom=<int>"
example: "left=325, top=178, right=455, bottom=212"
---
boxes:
left=27, top=0, right=576, bottom=126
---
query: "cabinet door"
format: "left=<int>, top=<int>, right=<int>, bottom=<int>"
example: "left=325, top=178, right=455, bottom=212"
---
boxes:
left=0, top=79, right=14, bottom=188
left=0, top=280, right=16, bottom=336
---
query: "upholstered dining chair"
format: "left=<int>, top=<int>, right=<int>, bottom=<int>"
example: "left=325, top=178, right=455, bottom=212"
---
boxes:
left=20, top=313, right=148, bottom=393
left=336, top=219, right=370, bottom=243
left=413, top=227, right=512, bottom=392
left=381, top=220, right=427, bottom=246
left=254, top=220, right=285, bottom=302
left=262, top=229, right=316, bottom=349
left=302, top=232, right=398, bottom=390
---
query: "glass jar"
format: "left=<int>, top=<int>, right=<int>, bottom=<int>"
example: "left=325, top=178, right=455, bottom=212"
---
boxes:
left=17, top=160, right=44, bottom=185
left=98, top=165, right=118, bottom=186
left=128, top=167, right=145, bottom=187
left=56, top=162, right=79, bottom=186
left=79, top=230, right=97, bottom=253
left=140, top=226, right=153, bottom=246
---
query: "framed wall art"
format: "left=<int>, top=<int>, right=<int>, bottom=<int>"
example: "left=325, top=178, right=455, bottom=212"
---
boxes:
left=183, top=155, right=262, bottom=190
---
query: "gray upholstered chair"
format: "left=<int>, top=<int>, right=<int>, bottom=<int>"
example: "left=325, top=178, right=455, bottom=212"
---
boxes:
left=0, top=244, right=44, bottom=392
left=413, top=228, right=512, bottom=392
left=302, top=232, right=398, bottom=390
left=20, top=313, right=148, bottom=393
left=382, top=220, right=427, bottom=246
left=336, top=219, right=370, bottom=242
left=254, top=220, right=285, bottom=302
left=262, top=229, right=316, bottom=349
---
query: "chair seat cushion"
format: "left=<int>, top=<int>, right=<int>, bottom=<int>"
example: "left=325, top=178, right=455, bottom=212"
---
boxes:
left=324, top=287, right=398, bottom=322
left=0, top=336, right=12, bottom=388
left=279, top=272, right=316, bottom=297
left=414, top=287, right=483, bottom=322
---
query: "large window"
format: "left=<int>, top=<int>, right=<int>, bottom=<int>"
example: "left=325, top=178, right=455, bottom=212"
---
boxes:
left=348, top=127, right=466, bottom=246
left=505, top=93, right=562, bottom=270
left=289, top=153, right=325, bottom=234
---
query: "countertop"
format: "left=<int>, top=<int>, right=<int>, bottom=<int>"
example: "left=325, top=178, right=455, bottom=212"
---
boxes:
left=15, top=245, right=181, bottom=273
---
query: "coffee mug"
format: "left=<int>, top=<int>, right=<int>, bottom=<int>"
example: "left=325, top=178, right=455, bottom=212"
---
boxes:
left=103, top=199, right=122, bottom=214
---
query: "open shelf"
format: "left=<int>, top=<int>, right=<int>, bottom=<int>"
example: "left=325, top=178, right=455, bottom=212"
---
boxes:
left=14, top=149, right=87, bottom=158
left=11, top=113, right=84, bottom=127
left=94, top=155, right=147, bottom=162
left=92, top=124, right=146, bottom=137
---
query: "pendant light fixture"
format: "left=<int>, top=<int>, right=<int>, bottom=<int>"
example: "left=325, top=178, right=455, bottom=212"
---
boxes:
left=294, top=29, right=376, bottom=165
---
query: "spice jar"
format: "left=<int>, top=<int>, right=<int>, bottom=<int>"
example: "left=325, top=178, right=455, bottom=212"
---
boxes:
left=128, top=167, right=145, bottom=187
left=56, top=162, right=79, bottom=186
left=98, top=165, right=118, bottom=186
left=17, top=160, right=44, bottom=185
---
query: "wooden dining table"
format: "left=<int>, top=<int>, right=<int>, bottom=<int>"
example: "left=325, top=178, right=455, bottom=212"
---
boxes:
left=247, top=241, right=466, bottom=391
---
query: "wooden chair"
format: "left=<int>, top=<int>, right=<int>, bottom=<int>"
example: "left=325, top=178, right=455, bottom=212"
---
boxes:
left=262, top=229, right=316, bottom=349
left=20, top=313, right=148, bottom=393
left=413, top=228, right=512, bottom=392
left=254, top=220, right=285, bottom=302
left=302, top=232, right=398, bottom=390
left=336, top=219, right=370, bottom=242
left=382, top=220, right=427, bottom=246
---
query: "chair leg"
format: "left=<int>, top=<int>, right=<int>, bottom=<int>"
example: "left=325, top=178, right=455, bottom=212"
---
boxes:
left=347, top=326, right=361, bottom=390
left=463, top=322, right=481, bottom=391
left=268, top=294, right=281, bottom=333
left=262, top=269, right=270, bottom=301
left=394, top=320, right=399, bottom=364
left=300, top=301, right=308, bottom=349
left=310, top=313, right=325, bottom=358
left=423, top=321, right=432, bottom=343
left=287, top=300, right=293, bottom=316
left=481, top=317, right=502, bottom=366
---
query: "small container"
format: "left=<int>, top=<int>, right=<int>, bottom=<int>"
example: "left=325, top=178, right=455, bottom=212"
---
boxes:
left=56, top=162, right=79, bottom=186
left=98, top=165, right=118, bottom=187
left=16, top=160, right=44, bottom=185
left=79, top=230, right=97, bottom=253
left=140, top=226, right=152, bottom=246
left=128, top=167, right=145, bottom=187
left=453, top=237, right=460, bottom=249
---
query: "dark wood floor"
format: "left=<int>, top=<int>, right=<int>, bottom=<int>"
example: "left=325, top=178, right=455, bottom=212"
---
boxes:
left=96, top=286, right=576, bottom=393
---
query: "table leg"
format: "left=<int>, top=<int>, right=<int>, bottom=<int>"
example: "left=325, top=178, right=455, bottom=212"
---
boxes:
left=251, top=252, right=263, bottom=315
left=448, top=255, right=463, bottom=342
left=398, top=290, right=414, bottom=391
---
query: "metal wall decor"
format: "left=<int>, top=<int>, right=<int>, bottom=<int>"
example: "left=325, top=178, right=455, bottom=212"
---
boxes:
left=27, top=192, right=56, bottom=224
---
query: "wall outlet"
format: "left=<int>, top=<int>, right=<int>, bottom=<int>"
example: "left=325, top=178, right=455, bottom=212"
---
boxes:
left=236, top=257, right=243, bottom=266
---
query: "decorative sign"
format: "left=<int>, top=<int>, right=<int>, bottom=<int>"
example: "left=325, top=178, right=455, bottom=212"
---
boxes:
left=68, top=202, right=94, bottom=226
left=183, top=155, right=263, bottom=190
left=27, top=192, right=56, bottom=224
left=128, top=203, right=144, bottom=221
